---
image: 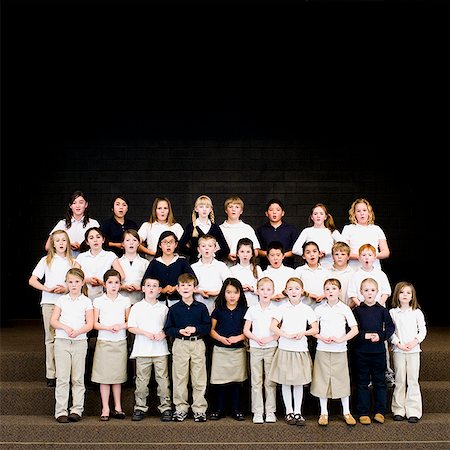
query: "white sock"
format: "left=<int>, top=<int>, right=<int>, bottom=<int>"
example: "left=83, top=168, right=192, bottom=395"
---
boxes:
left=320, top=398, right=328, bottom=415
left=341, top=396, right=350, bottom=415
left=292, top=385, right=304, bottom=414
left=281, top=384, right=293, bottom=414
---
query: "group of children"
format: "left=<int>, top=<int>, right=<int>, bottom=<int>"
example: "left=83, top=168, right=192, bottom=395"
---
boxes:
left=29, top=191, right=427, bottom=426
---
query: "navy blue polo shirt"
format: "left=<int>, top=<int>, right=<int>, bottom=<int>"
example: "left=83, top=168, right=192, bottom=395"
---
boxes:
left=164, top=299, right=211, bottom=338
left=100, top=216, right=139, bottom=256
left=211, top=304, right=248, bottom=348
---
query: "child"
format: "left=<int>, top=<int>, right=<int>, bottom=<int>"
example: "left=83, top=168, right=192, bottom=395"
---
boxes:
left=45, top=190, right=100, bottom=257
left=75, top=227, right=125, bottom=301
left=256, top=198, right=300, bottom=269
left=100, top=194, right=138, bottom=257
left=260, top=241, right=295, bottom=307
left=91, top=269, right=131, bottom=421
left=29, top=230, right=79, bottom=387
left=268, top=277, right=318, bottom=426
left=141, top=231, right=195, bottom=307
left=327, top=241, right=355, bottom=307
left=243, top=277, right=279, bottom=424
left=292, top=203, right=341, bottom=269
left=209, top=278, right=248, bottom=421
left=138, top=197, right=184, bottom=262
left=294, top=241, right=331, bottom=310
left=50, top=268, right=94, bottom=423
left=179, top=194, right=230, bottom=264
left=119, top=229, right=150, bottom=305
left=219, top=195, right=260, bottom=267
left=341, top=198, right=390, bottom=269
left=352, top=278, right=395, bottom=425
left=164, top=273, right=212, bottom=422
left=128, top=276, right=173, bottom=422
left=389, top=281, right=427, bottom=423
left=229, top=238, right=262, bottom=307
left=310, top=278, right=359, bottom=426
left=191, top=234, right=231, bottom=315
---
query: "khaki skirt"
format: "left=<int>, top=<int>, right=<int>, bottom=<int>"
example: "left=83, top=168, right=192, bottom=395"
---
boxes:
left=210, top=346, right=248, bottom=384
left=268, top=348, right=312, bottom=386
left=91, top=339, right=128, bottom=384
left=310, top=350, right=350, bottom=399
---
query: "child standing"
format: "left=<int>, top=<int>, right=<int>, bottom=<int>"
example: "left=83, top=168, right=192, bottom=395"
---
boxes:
left=141, top=231, right=196, bottom=307
left=389, top=281, right=427, bottom=423
left=260, top=241, right=296, bottom=307
left=292, top=203, right=341, bottom=269
left=128, top=277, right=173, bottom=422
left=268, top=277, right=318, bottom=426
left=50, top=268, right=94, bottom=423
left=310, top=278, right=359, bottom=426
left=91, top=269, right=131, bottom=421
left=256, top=198, right=300, bottom=269
left=229, top=238, right=262, bottom=307
left=29, top=230, right=80, bottom=387
left=341, top=198, right=390, bottom=270
left=327, top=241, right=355, bottom=307
left=243, top=277, right=279, bottom=424
left=164, top=273, right=212, bottom=422
left=219, top=195, right=260, bottom=267
left=209, top=278, right=248, bottom=421
left=179, top=194, right=230, bottom=264
left=352, top=278, right=395, bottom=425
left=138, top=197, right=184, bottom=262
left=46, top=190, right=100, bottom=257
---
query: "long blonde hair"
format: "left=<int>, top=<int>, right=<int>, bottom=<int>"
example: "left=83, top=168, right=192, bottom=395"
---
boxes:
left=191, top=195, right=215, bottom=238
left=46, top=230, right=75, bottom=267
left=348, top=198, right=375, bottom=225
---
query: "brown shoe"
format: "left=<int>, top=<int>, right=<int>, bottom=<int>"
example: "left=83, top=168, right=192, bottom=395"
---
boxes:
left=374, top=413, right=385, bottom=424
left=100, top=415, right=110, bottom=421
left=56, top=415, right=69, bottom=423
left=68, top=413, right=81, bottom=422
left=318, top=414, right=328, bottom=426
left=343, top=414, right=356, bottom=426
left=359, top=415, right=371, bottom=425
left=284, top=413, right=297, bottom=425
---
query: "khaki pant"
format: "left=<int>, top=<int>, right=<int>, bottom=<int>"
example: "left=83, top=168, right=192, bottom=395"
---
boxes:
left=171, top=339, right=207, bottom=414
left=249, top=347, right=277, bottom=414
left=134, top=356, right=172, bottom=413
left=392, top=352, right=422, bottom=418
left=54, top=338, right=87, bottom=418
left=41, top=304, right=56, bottom=379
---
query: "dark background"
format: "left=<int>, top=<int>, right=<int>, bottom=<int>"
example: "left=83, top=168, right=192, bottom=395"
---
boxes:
left=2, top=1, right=449, bottom=325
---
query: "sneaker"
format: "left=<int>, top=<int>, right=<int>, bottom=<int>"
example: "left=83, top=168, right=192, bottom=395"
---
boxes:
left=343, top=414, right=356, bottom=426
left=359, top=415, right=371, bottom=425
left=294, top=414, right=306, bottom=426
left=160, top=410, right=172, bottom=422
left=374, top=413, right=385, bottom=424
left=172, top=410, right=188, bottom=422
left=385, top=372, right=395, bottom=387
left=132, top=410, right=145, bottom=421
left=253, top=413, right=264, bottom=424
left=265, top=412, right=277, bottom=423
left=193, top=412, right=207, bottom=422
left=318, top=414, right=328, bottom=426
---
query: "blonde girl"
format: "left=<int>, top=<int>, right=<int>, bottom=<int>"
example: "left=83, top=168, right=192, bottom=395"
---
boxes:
left=29, top=230, right=80, bottom=386
left=138, top=197, right=184, bottom=261
left=179, top=194, right=230, bottom=263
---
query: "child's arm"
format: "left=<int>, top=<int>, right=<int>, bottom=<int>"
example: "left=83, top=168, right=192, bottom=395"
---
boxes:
left=50, top=305, right=71, bottom=336
left=330, top=324, right=359, bottom=344
left=28, top=274, right=67, bottom=295
left=128, top=326, right=157, bottom=340
left=112, top=258, right=126, bottom=282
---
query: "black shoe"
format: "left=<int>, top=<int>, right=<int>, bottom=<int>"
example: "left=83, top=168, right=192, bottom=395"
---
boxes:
left=160, top=410, right=172, bottom=422
left=56, top=415, right=69, bottom=423
left=132, top=410, right=145, bottom=421
left=232, top=412, right=245, bottom=421
left=408, top=416, right=419, bottom=423
left=209, top=411, right=224, bottom=420
left=68, top=413, right=81, bottom=422
left=47, top=378, right=56, bottom=387
left=393, top=415, right=405, bottom=421
left=111, top=410, right=126, bottom=419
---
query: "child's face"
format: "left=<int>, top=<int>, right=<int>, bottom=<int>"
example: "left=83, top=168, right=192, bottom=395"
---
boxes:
left=113, top=198, right=128, bottom=219
left=398, top=285, right=413, bottom=307
left=311, top=206, right=326, bottom=226
left=105, top=275, right=121, bottom=295
left=355, top=202, right=369, bottom=225
left=198, top=238, right=216, bottom=259
left=359, top=248, right=376, bottom=268
left=66, top=274, right=84, bottom=295
left=225, top=202, right=243, bottom=220
left=267, top=248, right=284, bottom=268
left=324, top=282, right=340, bottom=302
left=142, top=279, right=161, bottom=300
left=156, top=201, right=170, bottom=222
left=332, top=249, right=350, bottom=267
left=265, top=203, right=284, bottom=224
left=123, top=233, right=139, bottom=253
left=195, top=202, right=212, bottom=220
left=224, top=284, right=240, bottom=308
left=360, top=281, right=378, bottom=305
left=87, top=230, right=104, bottom=250
left=159, top=236, right=177, bottom=255
left=70, top=196, right=88, bottom=218
left=285, top=280, right=303, bottom=303
left=177, top=281, right=196, bottom=299
left=303, top=244, right=321, bottom=266
left=53, top=233, right=68, bottom=253
left=257, top=281, right=274, bottom=303
left=237, top=244, right=253, bottom=264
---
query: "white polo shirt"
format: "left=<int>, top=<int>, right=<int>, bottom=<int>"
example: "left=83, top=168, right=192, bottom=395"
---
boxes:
left=54, top=293, right=93, bottom=340
left=294, top=264, right=331, bottom=309
left=389, top=307, right=427, bottom=354
left=244, top=302, right=278, bottom=349
left=219, top=220, right=261, bottom=256
left=347, top=266, right=391, bottom=305
left=128, top=300, right=170, bottom=358
left=328, top=264, right=355, bottom=306
left=93, top=293, right=131, bottom=342
left=137, top=221, right=184, bottom=260
left=119, top=254, right=150, bottom=304
left=260, top=264, right=296, bottom=307
left=315, top=300, right=357, bottom=352
left=192, top=258, right=231, bottom=295
left=229, top=263, right=262, bottom=306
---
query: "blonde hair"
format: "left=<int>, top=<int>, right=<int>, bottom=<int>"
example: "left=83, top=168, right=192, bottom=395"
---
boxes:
left=309, top=202, right=336, bottom=232
left=224, top=195, right=244, bottom=211
left=391, top=281, right=420, bottom=310
left=332, top=241, right=350, bottom=255
left=148, top=197, right=177, bottom=226
left=46, top=230, right=75, bottom=267
left=192, top=195, right=215, bottom=238
left=348, top=198, right=375, bottom=225
left=257, top=276, right=275, bottom=290
left=360, top=277, right=378, bottom=291
left=65, top=267, right=88, bottom=296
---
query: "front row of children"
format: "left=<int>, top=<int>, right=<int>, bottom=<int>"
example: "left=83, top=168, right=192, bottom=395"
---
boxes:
left=50, top=268, right=427, bottom=427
